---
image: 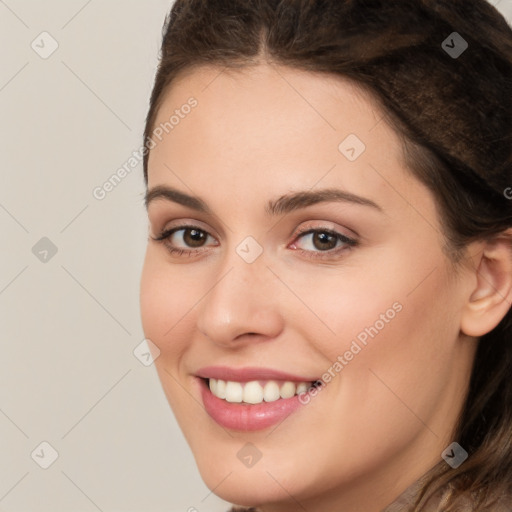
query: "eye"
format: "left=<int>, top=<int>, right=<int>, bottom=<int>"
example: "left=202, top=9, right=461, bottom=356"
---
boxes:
left=289, top=227, right=357, bottom=260
left=151, top=224, right=218, bottom=257
left=151, top=223, right=357, bottom=261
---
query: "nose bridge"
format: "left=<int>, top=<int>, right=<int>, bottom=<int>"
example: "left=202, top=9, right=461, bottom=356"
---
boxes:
left=196, top=239, right=283, bottom=344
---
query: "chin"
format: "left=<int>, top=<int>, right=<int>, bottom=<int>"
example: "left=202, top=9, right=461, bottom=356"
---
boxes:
left=197, top=463, right=291, bottom=508
left=190, top=439, right=328, bottom=508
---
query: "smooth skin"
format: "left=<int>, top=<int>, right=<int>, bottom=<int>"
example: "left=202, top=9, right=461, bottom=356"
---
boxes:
left=140, top=62, right=512, bottom=512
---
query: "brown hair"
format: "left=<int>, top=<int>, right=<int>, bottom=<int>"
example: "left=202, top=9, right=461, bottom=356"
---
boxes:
left=142, top=1, right=512, bottom=510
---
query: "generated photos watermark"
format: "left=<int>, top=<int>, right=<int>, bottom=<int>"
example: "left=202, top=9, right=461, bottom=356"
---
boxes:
left=298, top=301, right=403, bottom=405
left=92, top=97, right=198, bottom=201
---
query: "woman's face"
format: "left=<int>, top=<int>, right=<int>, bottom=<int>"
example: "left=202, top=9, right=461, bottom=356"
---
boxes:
left=140, top=64, right=477, bottom=511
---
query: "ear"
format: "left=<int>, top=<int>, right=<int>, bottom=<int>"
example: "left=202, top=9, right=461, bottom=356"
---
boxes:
left=460, top=230, right=512, bottom=337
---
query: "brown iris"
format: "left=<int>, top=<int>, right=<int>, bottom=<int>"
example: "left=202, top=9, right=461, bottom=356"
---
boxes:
left=183, top=228, right=207, bottom=248
left=311, top=231, right=337, bottom=251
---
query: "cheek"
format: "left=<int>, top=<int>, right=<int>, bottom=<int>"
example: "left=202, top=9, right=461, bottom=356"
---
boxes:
left=140, top=249, right=206, bottom=435
left=285, top=244, right=457, bottom=419
left=273, top=249, right=413, bottom=364
left=322, top=260, right=457, bottom=433
left=139, top=248, right=197, bottom=359
left=296, top=241, right=452, bottom=364
left=272, top=264, right=458, bottom=487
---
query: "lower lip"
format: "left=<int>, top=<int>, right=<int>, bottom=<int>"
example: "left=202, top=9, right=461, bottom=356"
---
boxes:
left=198, top=378, right=305, bottom=431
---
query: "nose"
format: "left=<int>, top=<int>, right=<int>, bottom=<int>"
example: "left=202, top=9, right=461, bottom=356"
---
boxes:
left=195, top=249, right=284, bottom=348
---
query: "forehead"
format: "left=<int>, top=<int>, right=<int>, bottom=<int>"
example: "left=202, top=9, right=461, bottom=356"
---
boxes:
left=146, top=63, right=427, bottom=221
left=151, top=62, right=396, bottom=146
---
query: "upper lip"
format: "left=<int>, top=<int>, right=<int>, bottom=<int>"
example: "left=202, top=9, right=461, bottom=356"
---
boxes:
left=196, top=366, right=317, bottom=382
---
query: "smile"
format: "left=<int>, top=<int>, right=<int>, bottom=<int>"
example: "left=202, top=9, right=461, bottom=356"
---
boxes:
left=208, top=378, right=312, bottom=404
left=196, top=367, right=321, bottom=431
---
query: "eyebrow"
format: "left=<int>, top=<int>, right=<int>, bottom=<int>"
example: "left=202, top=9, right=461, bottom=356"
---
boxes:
left=144, top=185, right=383, bottom=215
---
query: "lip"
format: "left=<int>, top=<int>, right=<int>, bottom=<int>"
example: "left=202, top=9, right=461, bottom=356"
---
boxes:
left=197, top=377, right=307, bottom=431
left=196, top=365, right=317, bottom=383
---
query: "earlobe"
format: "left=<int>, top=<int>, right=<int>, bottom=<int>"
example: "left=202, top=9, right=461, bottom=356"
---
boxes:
left=460, top=232, right=512, bottom=337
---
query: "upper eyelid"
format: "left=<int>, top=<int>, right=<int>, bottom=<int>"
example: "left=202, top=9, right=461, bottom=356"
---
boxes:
left=156, top=224, right=217, bottom=243
left=156, top=220, right=218, bottom=238
left=160, top=223, right=357, bottom=247
left=156, top=216, right=357, bottom=235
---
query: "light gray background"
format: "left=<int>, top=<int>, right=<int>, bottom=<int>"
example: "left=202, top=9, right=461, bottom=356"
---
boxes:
left=0, top=1, right=229, bottom=511
left=0, top=1, right=511, bottom=511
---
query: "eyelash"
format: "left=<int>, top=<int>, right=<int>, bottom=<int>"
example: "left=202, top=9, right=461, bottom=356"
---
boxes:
left=151, top=223, right=358, bottom=261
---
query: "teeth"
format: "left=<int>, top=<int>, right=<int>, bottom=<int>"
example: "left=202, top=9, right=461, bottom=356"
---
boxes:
left=225, top=381, right=243, bottom=403
left=216, top=379, right=226, bottom=399
left=243, top=381, right=264, bottom=404
left=280, top=381, right=296, bottom=399
left=208, top=379, right=312, bottom=404
left=296, top=382, right=309, bottom=394
left=263, top=381, right=280, bottom=402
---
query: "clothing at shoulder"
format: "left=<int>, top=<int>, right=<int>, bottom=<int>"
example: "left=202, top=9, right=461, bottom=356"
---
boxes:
left=381, top=462, right=512, bottom=512
left=382, top=489, right=512, bottom=512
